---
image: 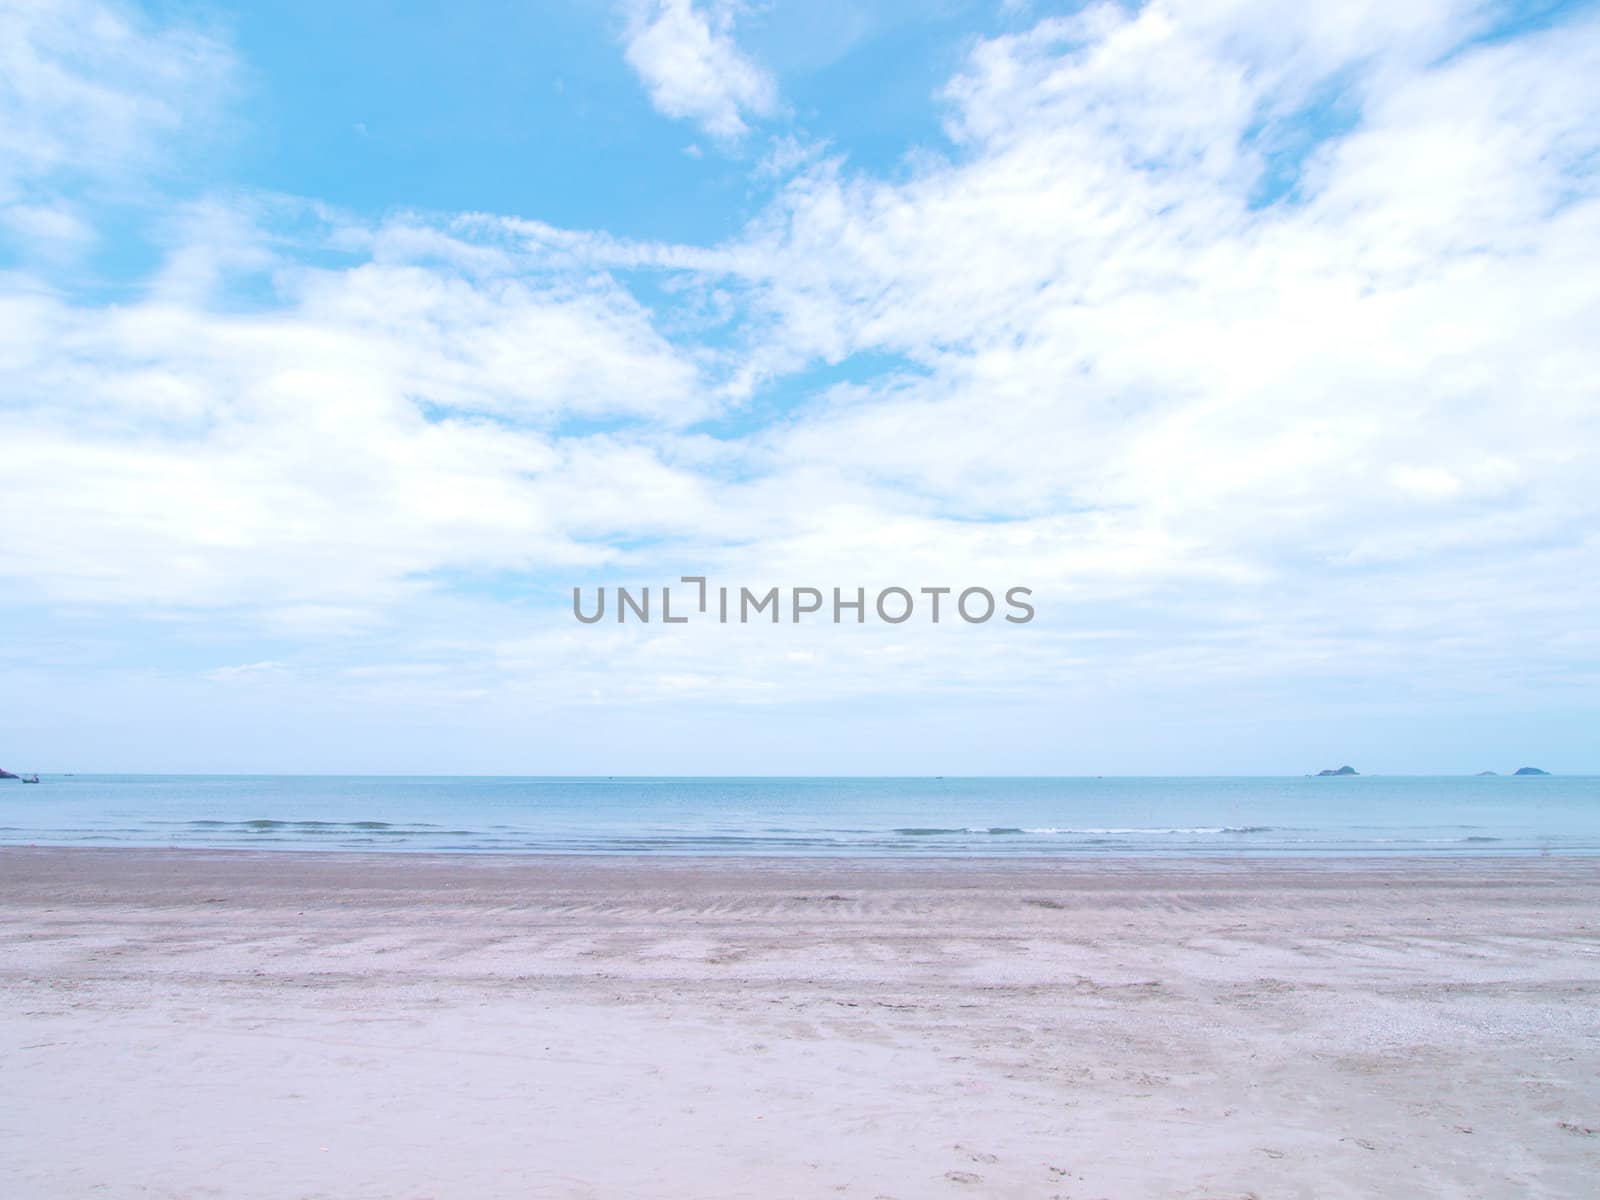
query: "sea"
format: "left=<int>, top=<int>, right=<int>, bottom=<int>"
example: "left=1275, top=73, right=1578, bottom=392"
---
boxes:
left=1, top=774, right=1596, bottom=856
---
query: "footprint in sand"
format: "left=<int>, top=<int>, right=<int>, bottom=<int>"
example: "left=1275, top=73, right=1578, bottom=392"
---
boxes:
left=944, top=1171, right=984, bottom=1185
left=954, top=1144, right=998, bottom=1164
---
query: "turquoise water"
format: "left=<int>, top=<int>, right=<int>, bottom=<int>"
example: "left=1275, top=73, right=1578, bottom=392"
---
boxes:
left=1, top=775, right=1597, bottom=855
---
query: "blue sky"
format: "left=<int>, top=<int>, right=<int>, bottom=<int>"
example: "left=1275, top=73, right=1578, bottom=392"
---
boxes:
left=1, top=0, right=1598, bottom=774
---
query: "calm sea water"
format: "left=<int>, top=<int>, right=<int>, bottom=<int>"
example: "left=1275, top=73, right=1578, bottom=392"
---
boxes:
left=1, top=775, right=1597, bottom=855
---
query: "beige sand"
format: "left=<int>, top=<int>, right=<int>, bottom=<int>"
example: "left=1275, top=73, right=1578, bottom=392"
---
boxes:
left=1, top=848, right=1597, bottom=1198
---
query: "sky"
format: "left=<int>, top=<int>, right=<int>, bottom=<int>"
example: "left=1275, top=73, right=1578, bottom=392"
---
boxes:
left=1, top=0, right=1597, bottom=775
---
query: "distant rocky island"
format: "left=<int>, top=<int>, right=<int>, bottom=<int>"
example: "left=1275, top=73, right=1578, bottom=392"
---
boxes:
left=0, top=767, right=18, bottom=780
left=1312, top=766, right=1552, bottom=777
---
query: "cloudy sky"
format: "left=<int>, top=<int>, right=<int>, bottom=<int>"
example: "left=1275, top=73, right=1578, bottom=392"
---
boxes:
left=2, top=0, right=1596, bottom=774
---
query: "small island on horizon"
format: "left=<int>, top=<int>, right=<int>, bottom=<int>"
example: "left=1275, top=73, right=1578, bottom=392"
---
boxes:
left=1306, top=766, right=1557, bottom=778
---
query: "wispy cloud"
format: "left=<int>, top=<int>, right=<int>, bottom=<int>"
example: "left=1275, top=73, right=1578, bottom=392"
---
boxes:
left=0, top=203, right=725, bottom=613
left=0, top=0, right=231, bottom=201
left=2, top=0, right=1598, bottom=768
left=620, top=0, right=777, bottom=140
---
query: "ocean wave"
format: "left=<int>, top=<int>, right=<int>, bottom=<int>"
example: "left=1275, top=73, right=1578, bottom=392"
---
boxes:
left=893, top=827, right=1020, bottom=836
left=893, top=825, right=1277, bottom=837
left=173, top=819, right=459, bottom=836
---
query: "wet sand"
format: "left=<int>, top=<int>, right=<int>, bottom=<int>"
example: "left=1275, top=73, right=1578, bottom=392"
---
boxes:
left=2, top=848, right=1597, bottom=1198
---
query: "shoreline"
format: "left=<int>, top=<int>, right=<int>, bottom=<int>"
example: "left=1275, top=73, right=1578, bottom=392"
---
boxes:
left=12, top=842, right=1599, bottom=876
left=5, top=842, right=1598, bottom=862
left=5, top=847, right=1597, bottom=1197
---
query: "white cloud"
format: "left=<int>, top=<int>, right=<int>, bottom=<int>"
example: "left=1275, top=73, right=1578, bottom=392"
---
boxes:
left=0, top=0, right=231, bottom=201
left=2, top=0, right=1599, bottom=754
left=0, top=199, right=729, bottom=612
left=204, top=660, right=290, bottom=683
left=707, top=2, right=1600, bottom=597
left=621, top=0, right=776, bottom=139
left=0, top=200, right=94, bottom=257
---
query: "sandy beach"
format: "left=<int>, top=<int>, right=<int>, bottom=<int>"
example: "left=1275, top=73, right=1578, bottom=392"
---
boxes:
left=2, top=849, right=1596, bottom=1198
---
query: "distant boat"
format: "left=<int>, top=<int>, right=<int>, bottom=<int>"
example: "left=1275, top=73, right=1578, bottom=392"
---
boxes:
left=20, top=774, right=40, bottom=784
